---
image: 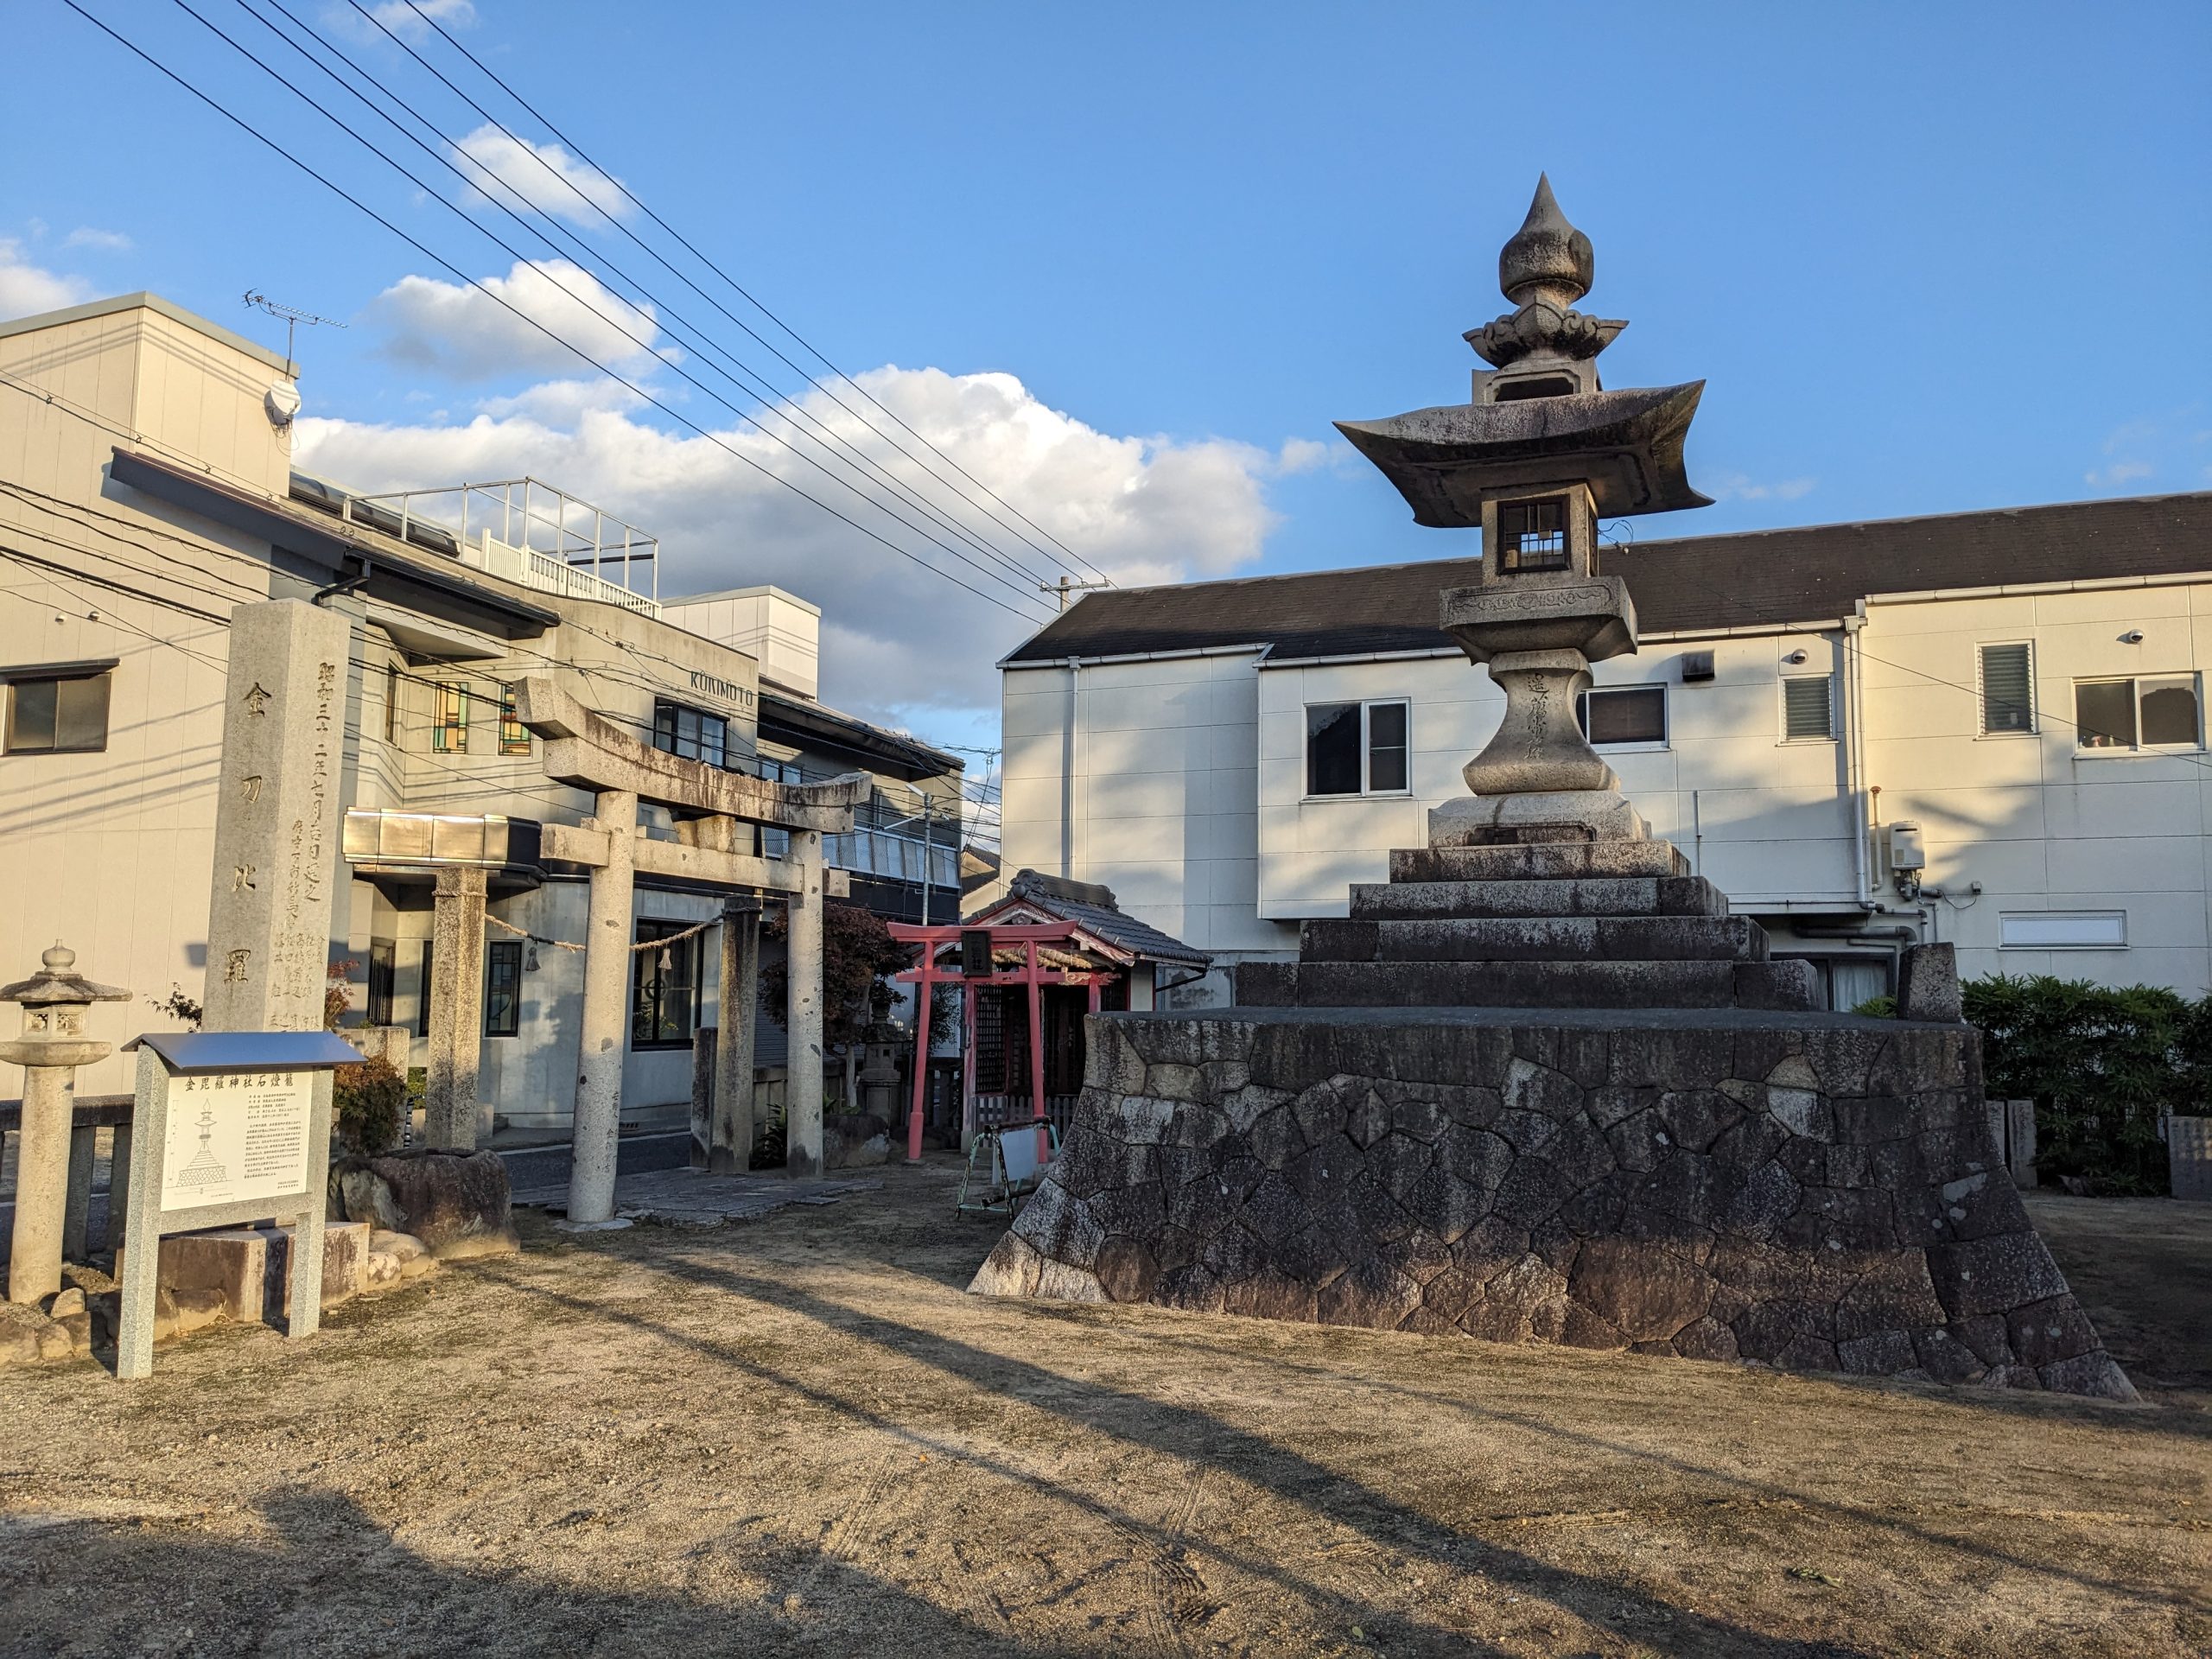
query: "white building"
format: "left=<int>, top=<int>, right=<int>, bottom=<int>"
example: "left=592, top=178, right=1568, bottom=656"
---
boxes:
left=0, top=292, right=960, bottom=1124
left=996, top=490, right=2212, bottom=1008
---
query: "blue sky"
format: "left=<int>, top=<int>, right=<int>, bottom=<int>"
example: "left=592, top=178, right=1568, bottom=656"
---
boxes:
left=5, top=1, right=2209, bottom=755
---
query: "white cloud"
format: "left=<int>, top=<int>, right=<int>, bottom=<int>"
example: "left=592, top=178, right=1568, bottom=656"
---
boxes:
left=367, top=259, right=662, bottom=380
left=0, top=238, right=91, bottom=320
left=1706, top=471, right=1816, bottom=504
left=475, top=377, right=648, bottom=423
left=2084, top=459, right=2153, bottom=488
left=451, top=124, right=627, bottom=226
left=327, top=0, right=475, bottom=41
left=295, top=361, right=1281, bottom=730
left=60, top=227, right=132, bottom=253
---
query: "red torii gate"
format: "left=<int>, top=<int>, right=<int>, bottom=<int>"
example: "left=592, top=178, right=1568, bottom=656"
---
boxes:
left=887, top=920, right=1111, bottom=1165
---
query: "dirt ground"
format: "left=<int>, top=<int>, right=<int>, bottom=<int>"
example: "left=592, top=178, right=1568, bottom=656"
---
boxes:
left=1, top=1160, right=2205, bottom=1658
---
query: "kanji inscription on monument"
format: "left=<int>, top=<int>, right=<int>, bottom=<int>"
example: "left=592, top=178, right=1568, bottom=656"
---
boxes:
left=201, top=600, right=353, bottom=1032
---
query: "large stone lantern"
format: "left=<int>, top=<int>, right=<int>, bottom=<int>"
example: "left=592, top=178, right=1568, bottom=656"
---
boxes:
left=1335, top=175, right=1710, bottom=846
left=2, top=944, right=129, bottom=1304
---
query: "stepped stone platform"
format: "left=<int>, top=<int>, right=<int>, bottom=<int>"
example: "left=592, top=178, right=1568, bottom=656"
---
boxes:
left=969, top=836, right=2136, bottom=1400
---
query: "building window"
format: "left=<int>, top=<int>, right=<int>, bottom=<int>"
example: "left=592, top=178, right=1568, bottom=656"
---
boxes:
left=498, top=685, right=532, bottom=756
left=366, top=941, right=396, bottom=1027
left=433, top=681, right=469, bottom=753
left=1498, top=498, right=1569, bottom=572
left=1979, top=643, right=2035, bottom=735
left=1306, top=700, right=1411, bottom=796
left=384, top=663, right=400, bottom=744
left=758, top=756, right=802, bottom=857
left=1999, top=911, right=2127, bottom=950
left=652, top=699, right=727, bottom=769
left=485, top=939, right=522, bottom=1038
left=3, top=669, right=111, bottom=753
left=631, top=920, right=698, bottom=1048
left=2074, top=676, right=2200, bottom=750
left=1782, top=675, right=1834, bottom=741
left=415, top=941, right=435, bottom=1039
left=1579, top=685, right=1667, bottom=746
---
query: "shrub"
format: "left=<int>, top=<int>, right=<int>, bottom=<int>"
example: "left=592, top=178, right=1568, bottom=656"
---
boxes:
left=1964, top=974, right=2185, bottom=1194
left=334, top=1054, right=406, bottom=1154
left=749, top=1100, right=788, bottom=1171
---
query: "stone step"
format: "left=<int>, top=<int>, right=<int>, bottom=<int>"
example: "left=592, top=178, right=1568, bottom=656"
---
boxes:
left=1389, top=839, right=1691, bottom=883
left=1347, top=875, right=1730, bottom=921
left=1300, top=914, right=1770, bottom=964
left=1236, top=957, right=1819, bottom=1013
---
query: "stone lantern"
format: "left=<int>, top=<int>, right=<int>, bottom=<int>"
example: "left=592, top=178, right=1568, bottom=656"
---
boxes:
left=1, top=944, right=129, bottom=1304
left=855, top=982, right=904, bottom=1122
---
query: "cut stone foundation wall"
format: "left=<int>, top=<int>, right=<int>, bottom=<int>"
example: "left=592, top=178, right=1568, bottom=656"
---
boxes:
left=969, top=1007, right=2134, bottom=1400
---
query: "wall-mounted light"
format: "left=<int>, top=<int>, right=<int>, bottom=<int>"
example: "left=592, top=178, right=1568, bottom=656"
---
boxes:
left=524, top=944, right=540, bottom=973
left=2120, top=630, right=2145, bottom=645
left=1783, top=649, right=1808, bottom=665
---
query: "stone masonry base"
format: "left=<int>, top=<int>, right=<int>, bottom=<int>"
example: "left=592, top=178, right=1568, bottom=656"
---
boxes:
left=969, top=1007, right=2135, bottom=1401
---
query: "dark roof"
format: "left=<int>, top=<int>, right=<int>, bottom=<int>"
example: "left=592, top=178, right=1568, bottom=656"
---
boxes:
left=760, top=691, right=960, bottom=781
left=971, top=869, right=1211, bottom=966
left=1002, top=491, right=2212, bottom=664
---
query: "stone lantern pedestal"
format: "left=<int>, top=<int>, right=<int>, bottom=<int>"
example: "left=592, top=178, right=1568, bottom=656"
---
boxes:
left=2, top=945, right=129, bottom=1305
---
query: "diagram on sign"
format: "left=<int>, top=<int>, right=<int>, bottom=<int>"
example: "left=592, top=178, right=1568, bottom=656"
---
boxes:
left=174, top=1103, right=229, bottom=1187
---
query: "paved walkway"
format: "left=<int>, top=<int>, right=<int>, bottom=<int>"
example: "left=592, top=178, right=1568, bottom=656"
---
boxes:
left=507, top=1164, right=882, bottom=1226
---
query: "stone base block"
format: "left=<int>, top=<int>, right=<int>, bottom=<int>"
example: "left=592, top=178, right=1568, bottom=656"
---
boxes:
left=1303, top=915, right=1768, bottom=964
left=970, top=1006, right=2135, bottom=1401
left=359, top=1149, right=519, bottom=1259
left=1429, top=791, right=1648, bottom=848
left=1351, top=874, right=1728, bottom=921
left=1238, top=957, right=1817, bottom=1013
left=156, top=1230, right=267, bottom=1324
left=1393, top=840, right=1690, bottom=883
left=262, top=1220, right=371, bottom=1321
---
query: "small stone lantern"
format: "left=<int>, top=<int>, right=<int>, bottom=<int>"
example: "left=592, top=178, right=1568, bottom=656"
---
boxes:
left=856, top=982, right=904, bottom=1122
left=1, top=944, right=129, bottom=1304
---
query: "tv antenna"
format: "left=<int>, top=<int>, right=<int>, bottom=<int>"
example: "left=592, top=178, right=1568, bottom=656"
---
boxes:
left=1040, top=574, right=1111, bottom=612
left=242, top=290, right=346, bottom=370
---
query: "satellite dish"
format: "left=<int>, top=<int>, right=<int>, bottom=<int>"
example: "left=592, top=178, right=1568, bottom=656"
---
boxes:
left=264, top=381, right=302, bottom=429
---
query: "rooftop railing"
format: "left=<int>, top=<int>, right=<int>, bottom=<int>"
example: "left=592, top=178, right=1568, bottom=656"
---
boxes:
left=346, top=477, right=660, bottom=615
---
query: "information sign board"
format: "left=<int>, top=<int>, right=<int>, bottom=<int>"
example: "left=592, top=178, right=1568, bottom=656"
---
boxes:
left=114, top=1031, right=361, bottom=1380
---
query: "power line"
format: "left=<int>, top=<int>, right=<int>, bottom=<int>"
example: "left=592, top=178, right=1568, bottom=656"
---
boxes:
left=234, top=0, right=1068, bottom=606
left=60, top=1, right=1054, bottom=631
left=385, top=0, right=1113, bottom=589
left=162, top=0, right=1059, bottom=626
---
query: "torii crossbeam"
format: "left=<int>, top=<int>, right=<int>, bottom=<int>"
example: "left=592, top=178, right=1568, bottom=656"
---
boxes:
left=513, top=677, right=868, bottom=1223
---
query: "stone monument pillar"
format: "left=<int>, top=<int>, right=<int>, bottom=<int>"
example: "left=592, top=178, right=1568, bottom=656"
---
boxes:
left=713, top=894, right=760, bottom=1174
left=1, top=945, right=128, bottom=1304
left=568, top=789, right=638, bottom=1224
left=785, top=829, right=826, bottom=1179
left=423, top=866, right=489, bottom=1150
left=202, top=600, right=354, bottom=1032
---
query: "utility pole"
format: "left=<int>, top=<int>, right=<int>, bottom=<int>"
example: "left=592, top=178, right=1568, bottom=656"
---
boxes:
left=242, top=291, right=346, bottom=372
left=1041, top=574, right=1109, bottom=612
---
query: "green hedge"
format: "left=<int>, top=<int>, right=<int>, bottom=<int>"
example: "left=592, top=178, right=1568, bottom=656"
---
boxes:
left=1961, top=974, right=2202, bottom=1195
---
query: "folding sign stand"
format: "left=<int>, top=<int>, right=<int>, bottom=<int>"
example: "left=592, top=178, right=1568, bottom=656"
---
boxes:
left=114, top=1031, right=364, bottom=1380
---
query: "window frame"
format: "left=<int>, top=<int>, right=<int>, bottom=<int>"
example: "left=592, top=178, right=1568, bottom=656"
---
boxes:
left=652, top=697, right=729, bottom=770
left=484, top=938, right=523, bottom=1038
left=2072, top=673, right=2202, bottom=754
left=1779, top=673, right=1835, bottom=743
left=1999, top=910, right=2128, bottom=950
left=3, top=667, right=114, bottom=754
left=629, top=918, right=700, bottom=1050
left=432, top=680, right=470, bottom=753
left=1977, top=641, right=2037, bottom=738
left=497, top=684, right=533, bottom=757
left=1302, top=697, right=1413, bottom=799
left=1578, top=684, right=1669, bottom=749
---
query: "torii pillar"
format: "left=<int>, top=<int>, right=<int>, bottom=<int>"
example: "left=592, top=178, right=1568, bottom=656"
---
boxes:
left=512, top=679, right=865, bottom=1225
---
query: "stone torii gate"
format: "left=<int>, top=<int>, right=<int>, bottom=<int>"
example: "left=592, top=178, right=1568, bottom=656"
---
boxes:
left=511, top=677, right=868, bottom=1224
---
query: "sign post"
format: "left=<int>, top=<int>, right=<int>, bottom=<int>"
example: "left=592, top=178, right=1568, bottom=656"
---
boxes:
left=114, top=1031, right=363, bottom=1380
